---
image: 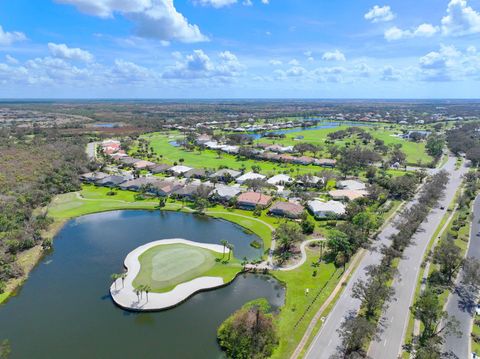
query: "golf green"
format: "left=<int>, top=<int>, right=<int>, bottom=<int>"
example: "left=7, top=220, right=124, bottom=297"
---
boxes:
left=133, top=243, right=240, bottom=293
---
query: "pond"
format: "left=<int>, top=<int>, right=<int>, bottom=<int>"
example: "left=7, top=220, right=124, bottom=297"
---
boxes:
left=248, top=119, right=374, bottom=140
left=0, top=210, right=285, bottom=359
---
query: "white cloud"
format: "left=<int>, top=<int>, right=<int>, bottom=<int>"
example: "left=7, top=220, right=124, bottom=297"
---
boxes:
left=384, top=23, right=438, bottom=40
left=381, top=65, right=401, bottom=81
left=163, top=49, right=243, bottom=79
left=288, top=59, right=300, bottom=66
left=322, top=50, right=346, bottom=62
left=194, top=0, right=237, bottom=8
left=354, top=63, right=373, bottom=77
left=48, top=43, right=94, bottom=62
left=5, top=55, right=18, bottom=65
left=269, top=59, right=282, bottom=66
left=441, top=0, right=480, bottom=36
left=286, top=66, right=306, bottom=77
left=418, top=44, right=462, bottom=81
left=364, top=5, right=395, bottom=23
left=111, top=59, right=153, bottom=82
left=0, top=25, right=27, bottom=46
left=261, top=0, right=269, bottom=4
left=55, top=0, right=153, bottom=17
left=56, top=0, right=208, bottom=43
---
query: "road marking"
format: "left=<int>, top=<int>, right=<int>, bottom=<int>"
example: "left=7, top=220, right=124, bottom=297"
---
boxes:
left=384, top=339, right=387, bottom=346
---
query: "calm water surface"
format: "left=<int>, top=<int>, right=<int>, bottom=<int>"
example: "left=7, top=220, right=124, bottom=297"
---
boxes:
left=0, top=211, right=284, bottom=359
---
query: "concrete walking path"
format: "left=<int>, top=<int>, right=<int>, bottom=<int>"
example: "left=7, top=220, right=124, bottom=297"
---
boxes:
left=110, top=238, right=230, bottom=311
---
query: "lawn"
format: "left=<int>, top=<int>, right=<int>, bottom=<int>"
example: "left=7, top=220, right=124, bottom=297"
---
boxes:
left=132, top=243, right=241, bottom=293
left=270, top=248, right=344, bottom=359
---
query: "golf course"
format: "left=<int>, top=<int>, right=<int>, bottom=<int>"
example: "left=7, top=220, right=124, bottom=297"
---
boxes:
left=133, top=242, right=241, bottom=293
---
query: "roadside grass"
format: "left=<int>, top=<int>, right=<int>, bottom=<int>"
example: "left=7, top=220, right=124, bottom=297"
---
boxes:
left=132, top=243, right=242, bottom=293
left=271, top=249, right=343, bottom=359
left=473, top=322, right=480, bottom=354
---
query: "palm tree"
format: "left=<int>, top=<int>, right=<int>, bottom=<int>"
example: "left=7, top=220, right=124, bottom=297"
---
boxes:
left=111, top=273, right=120, bottom=289
left=121, top=273, right=127, bottom=288
left=227, top=243, right=234, bottom=261
left=220, top=240, right=228, bottom=258
left=144, top=285, right=151, bottom=302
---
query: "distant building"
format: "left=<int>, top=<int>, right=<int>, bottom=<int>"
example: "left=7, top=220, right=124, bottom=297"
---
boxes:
left=329, top=189, right=368, bottom=201
left=133, top=160, right=156, bottom=170
left=210, top=169, right=242, bottom=181
left=267, top=174, right=293, bottom=185
left=168, top=165, right=193, bottom=176
left=210, top=185, right=243, bottom=202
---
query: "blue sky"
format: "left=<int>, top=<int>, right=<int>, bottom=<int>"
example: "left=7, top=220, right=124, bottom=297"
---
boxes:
left=0, top=0, right=479, bottom=98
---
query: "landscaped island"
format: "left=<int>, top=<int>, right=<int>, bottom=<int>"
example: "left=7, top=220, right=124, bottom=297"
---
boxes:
left=110, top=238, right=241, bottom=311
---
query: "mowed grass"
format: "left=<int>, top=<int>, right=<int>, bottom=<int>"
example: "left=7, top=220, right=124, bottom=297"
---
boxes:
left=133, top=243, right=241, bottom=293
left=254, top=125, right=433, bottom=166
left=270, top=249, right=344, bottom=359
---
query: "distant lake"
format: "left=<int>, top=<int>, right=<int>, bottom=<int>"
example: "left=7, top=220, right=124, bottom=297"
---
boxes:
left=249, top=119, right=374, bottom=140
left=0, top=210, right=284, bottom=359
left=92, top=123, right=117, bottom=128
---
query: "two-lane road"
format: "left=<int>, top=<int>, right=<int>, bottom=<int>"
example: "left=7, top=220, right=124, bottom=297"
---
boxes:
left=304, top=156, right=465, bottom=359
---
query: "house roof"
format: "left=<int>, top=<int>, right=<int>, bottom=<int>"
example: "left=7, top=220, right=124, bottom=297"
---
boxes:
left=269, top=201, right=305, bottom=215
left=236, top=172, right=266, bottom=183
left=184, top=168, right=207, bottom=178
left=237, top=192, right=272, bottom=206
left=119, top=157, right=141, bottom=165
left=267, top=174, right=293, bottom=185
left=150, top=163, right=171, bottom=173
left=307, top=200, right=346, bottom=215
left=169, top=165, right=193, bottom=174
left=337, top=180, right=366, bottom=191
left=133, top=160, right=156, bottom=169
left=329, top=189, right=368, bottom=201
left=211, top=185, right=242, bottom=199
left=96, top=175, right=127, bottom=185
left=210, top=169, right=242, bottom=178
left=119, top=177, right=162, bottom=189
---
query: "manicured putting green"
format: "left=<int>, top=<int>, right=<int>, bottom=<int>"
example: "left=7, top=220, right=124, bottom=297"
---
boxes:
left=133, top=243, right=240, bottom=293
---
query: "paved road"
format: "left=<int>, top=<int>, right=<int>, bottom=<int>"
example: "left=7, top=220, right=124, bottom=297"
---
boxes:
left=443, top=195, right=480, bottom=359
left=304, top=156, right=464, bottom=359
left=368, top=158, right=467, bottom=358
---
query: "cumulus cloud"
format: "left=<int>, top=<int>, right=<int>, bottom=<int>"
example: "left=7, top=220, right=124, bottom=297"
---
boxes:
left=364, top=5, right=395, bottom=23
left=384, top=23, right=438, bottom=40
left=111, top=59, right=153, bottom=82
left=418, top=44, right=463, bottom=81
left=5, top=55, right=18, bottom=65
left=288, top=59, right=300, bottom=66
left=194, top=0, right=237, bottom=7
left=0, top=25, right=27, bottom=46
left=441, top=0, right=480, bottom=36
left=48, top=43, right=94, bottom=62
left=269, top=59, right=282, bottom=66
left=56, top=0, right=208, bottom=43
left=381, top=66, right=401, bottom=81
left=162, top=49, right=243, bottom=79
left=322, top=50, right=346, bottom=62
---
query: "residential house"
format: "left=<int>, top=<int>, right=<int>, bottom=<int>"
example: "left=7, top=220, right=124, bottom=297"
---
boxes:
left=119, top=177, right=162, bottom=192
left=236, top=172, right=266, bottom=184
left=149, top=163, right=171, bottom=174
left=133, top=160, right=156, bottom=170
left=237, top=192, right=272, bottom=210
left=308, top=200, right=346, bottom=218
left=184, top=168, right=207, bottom=179
left=79, top=172, right=109, bottom=183
left=119, top=157, right=141, bottom=166
left=196, top=134, right=212, bottom=145
left=210, top=185, right=243, bottom=202
left=293, top=156, right=315, bottom=165
left=269, top=201, right=305, bottom=219
left=267, top=174, right=293, bottom=185
left=315, top=158, right=337, bottom=167
left=95, top=175, right=128, bottom=188
left=168, top=165, right=193, bottom=176
left=337, top=180, right=366, bottom=191
left=152, top=181, right=184, bottom=197
left=210, top=169, right=242, bottom=181
left=329, top=189, right=368, bottom=201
